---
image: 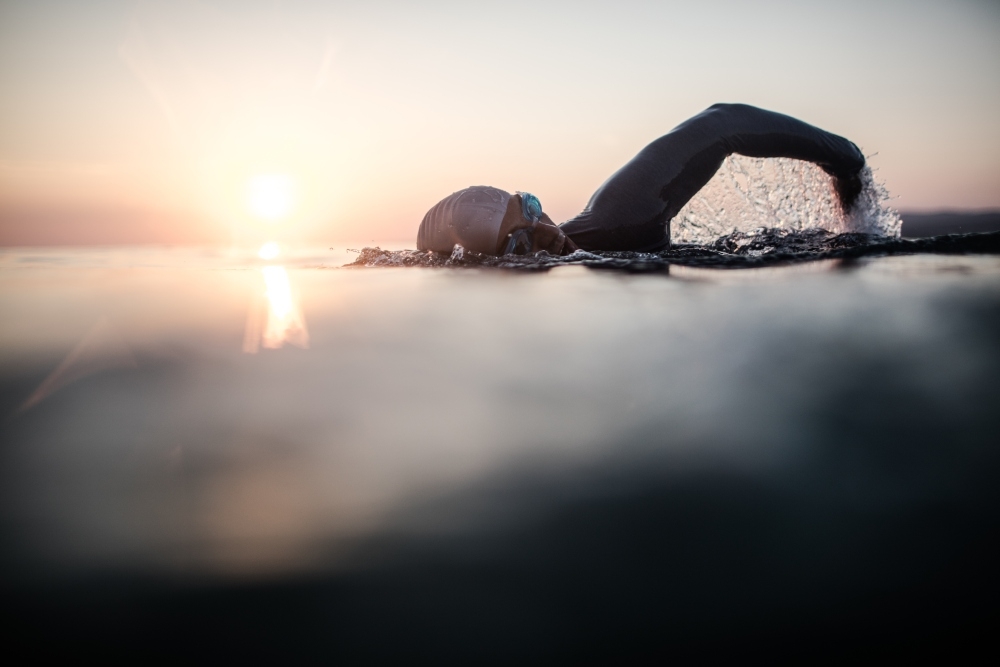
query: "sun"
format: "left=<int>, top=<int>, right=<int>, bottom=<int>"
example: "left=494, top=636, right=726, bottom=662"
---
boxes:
left=247, top=174, right=295, bottom=221
left=258, top=241, right=281, bottom=260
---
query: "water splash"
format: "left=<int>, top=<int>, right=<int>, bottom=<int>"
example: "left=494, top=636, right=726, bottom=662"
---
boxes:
left=672, top=156, right=901, bottom=244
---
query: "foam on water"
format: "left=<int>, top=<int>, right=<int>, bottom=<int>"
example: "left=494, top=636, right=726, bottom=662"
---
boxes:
left=348, top=231, right=1000, bottom=273
left=672, top=156, right=901, bottom=244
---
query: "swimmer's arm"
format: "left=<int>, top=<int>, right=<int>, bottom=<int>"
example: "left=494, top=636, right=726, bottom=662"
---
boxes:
left=705, top=103, right=864, bottom=173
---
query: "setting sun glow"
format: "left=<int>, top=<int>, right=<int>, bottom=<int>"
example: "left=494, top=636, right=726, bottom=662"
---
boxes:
left=258, top=242, right=281, bottom=260
left=247, top=174, right=296, bottom=222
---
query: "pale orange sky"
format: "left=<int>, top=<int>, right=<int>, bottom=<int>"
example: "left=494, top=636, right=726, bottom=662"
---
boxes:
left=1, top=0, right=998, bottom=246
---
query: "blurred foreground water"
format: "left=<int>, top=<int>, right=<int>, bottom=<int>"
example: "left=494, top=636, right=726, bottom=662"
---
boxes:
left=1, top=244, right=998, bottom=661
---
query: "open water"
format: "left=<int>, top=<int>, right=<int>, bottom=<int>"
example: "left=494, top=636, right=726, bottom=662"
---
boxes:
left=1, top=233, right=998, bottom=661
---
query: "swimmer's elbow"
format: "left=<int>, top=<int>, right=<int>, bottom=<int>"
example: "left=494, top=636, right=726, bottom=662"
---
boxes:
left=706, top=102, right=753, bottom=115
left=702, top=103, right=761, bottom=128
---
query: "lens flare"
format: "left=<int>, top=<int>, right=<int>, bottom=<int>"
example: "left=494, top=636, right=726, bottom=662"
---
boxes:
left=247, top=174, right=295, bottom=221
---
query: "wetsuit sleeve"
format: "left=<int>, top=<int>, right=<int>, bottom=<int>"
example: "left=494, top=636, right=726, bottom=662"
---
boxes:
left=700, top=103, right=865, bottom=177
left=559, top=103, right=865, bottom=252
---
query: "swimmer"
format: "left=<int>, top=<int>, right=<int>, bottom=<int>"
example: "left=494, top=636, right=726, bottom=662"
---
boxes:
left=417, top=103, right=866, bottom=256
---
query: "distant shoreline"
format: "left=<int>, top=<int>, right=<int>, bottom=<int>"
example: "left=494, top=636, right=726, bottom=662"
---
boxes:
left=900, top=211, right=1000, bottom=238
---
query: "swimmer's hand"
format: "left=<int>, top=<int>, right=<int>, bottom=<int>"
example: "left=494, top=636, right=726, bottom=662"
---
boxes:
left=533, top=214, right=580, bottom=256
left=833, top=170, right=863, bottom=213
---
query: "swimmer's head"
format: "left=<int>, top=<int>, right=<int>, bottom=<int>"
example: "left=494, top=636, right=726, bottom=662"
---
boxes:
left=417, top=186, right=511, bottom=255
left=418, top=186, right=579, bottom=256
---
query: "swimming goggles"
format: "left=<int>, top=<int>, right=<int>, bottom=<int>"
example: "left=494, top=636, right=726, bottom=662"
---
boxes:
left=502, top=192, right=543, bottom=255
left=517, top=192, right=543, bottom=224
left=503, top=227, right=534, bottom=255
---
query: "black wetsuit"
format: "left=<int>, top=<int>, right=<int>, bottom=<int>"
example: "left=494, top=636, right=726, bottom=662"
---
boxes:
left=559, top=104, right=866, bottom=252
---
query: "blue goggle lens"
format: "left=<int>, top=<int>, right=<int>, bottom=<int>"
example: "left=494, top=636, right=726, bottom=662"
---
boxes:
left=502, top=228, right=533, bottom=255
left=517, top=191, right=543, bottom=223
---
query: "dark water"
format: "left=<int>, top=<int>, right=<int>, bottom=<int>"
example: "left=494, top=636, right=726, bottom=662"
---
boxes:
left=1, top=235, right=999, bottom=661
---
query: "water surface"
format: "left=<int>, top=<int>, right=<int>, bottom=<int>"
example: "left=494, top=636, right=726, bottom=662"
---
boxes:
left=1, top=244, right=998, bottom=660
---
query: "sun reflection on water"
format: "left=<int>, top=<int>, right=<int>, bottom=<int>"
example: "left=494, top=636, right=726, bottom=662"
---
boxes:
left=243, top=259, right=308, bottom=353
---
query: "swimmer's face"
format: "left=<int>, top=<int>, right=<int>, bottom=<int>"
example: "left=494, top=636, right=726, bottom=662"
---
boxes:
left=495, top=194, right=579, bottom=256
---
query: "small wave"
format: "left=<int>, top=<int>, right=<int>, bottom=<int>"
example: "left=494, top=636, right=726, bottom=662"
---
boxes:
left=346, top=230, right=1000, bottom=273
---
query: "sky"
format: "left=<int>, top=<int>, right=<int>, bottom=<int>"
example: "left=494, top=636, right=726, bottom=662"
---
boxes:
left=0, top=0, right=998, bottom=245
